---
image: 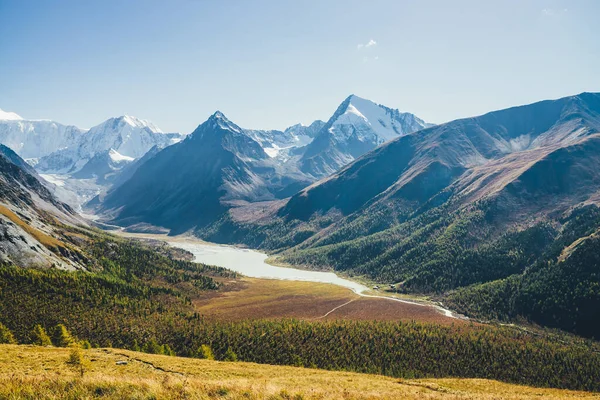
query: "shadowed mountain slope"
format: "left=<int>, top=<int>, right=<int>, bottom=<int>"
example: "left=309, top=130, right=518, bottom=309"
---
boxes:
left=0, top=146, right=88, bottom=269
left=95, top=112, right=314, bottom=233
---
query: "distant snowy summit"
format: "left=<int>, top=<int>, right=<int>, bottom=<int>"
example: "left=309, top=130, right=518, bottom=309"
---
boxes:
left=245, top=120, right=325, bottom=160
left=328, top=95, right=432, bottom=144
left=298, top=95, right=432, bottom=177
left=243, top=95, right=431, bottom=166
left=0, top=116, right=84, bottom=161
left=0, top=111, right=182, bottom=174
left=48, top=114, right=174, bottom=171
left=0, top=108, right=23, bottom=121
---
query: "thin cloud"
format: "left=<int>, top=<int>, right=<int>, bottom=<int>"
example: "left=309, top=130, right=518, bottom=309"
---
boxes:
left=541, top=8, right=568, bottom=16
left=362, top=55, right=380, bottom=63
left=357, top=39, right=377, bottom=50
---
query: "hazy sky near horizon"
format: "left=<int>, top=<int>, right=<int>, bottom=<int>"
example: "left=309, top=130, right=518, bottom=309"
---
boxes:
left=1, top=0, right=599, bottom=133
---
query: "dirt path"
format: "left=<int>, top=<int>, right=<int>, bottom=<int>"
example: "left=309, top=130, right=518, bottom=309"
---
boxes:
left=315, top=298, right=358, bottom=319
left=314, top=292, right=466, bottom=321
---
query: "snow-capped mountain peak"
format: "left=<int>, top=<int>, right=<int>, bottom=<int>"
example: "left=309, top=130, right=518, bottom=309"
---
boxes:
left=98, top=115, right=163, bottom=134
left=298, top=95, right=432, bottom=178
left=205, top=111, right=243, bottom=134
left=284, top=120, right=325, bottom=138
left=243, top=120, right=326, bottom=160
left=0, top=108, right=23, bottom=121
left=34, top=115, right=177, bottom=175
left=0, top=118, right=84, bottom=160
left=120, top=115, right=163, bottom=133
left=81, top=115, right=168, bottom=159
left=327, top=94, right=431, bottom=144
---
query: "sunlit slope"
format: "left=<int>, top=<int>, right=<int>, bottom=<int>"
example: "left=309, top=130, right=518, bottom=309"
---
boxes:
left=1, top=345, right=597, bottom=400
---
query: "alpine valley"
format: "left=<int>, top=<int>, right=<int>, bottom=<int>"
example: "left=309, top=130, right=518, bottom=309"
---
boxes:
left=5, top=1, right=600, bottom=397
left=2, top=93, right=600, bottom=398
left=90, top=92, right=600, bottom=338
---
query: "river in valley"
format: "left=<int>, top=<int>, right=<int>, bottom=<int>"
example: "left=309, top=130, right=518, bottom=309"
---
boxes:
left=165, top=240, right=369, bottom=294
left=160, top=237, right=461, bottom=319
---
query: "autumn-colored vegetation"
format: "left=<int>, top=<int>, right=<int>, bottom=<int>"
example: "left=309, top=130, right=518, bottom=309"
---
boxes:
left=1, top=233, right=600, bottom=392
left=1, top=344, right=598, bottom=400
left=194, top=277, right=456, bottom=323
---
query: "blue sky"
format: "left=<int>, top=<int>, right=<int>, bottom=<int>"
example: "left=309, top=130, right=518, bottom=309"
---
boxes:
left=1, top=0, right=599, bottom=133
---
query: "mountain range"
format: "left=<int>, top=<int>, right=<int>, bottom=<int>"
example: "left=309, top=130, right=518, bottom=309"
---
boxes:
left=90, top=96, right=431, bottom=232
left=1, top=96, right=428, bottom=211
left=88, top=91, right=600, bottom=337
left=3, top=93, right=600, bottom=337
left=35, top=115, right=180, bottom=174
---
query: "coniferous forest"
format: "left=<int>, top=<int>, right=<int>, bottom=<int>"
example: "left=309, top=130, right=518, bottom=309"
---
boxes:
left=218, top=202, right=600, bottom=339
left=1, top=229, right=600, bottom=392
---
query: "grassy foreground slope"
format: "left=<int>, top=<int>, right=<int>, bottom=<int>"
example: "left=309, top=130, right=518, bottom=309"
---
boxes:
left=2, top=344, right=598, bottom=400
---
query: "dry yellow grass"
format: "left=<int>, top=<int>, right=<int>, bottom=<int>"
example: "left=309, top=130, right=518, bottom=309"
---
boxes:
left=0, top=204, right=66, bottom=249
left=1, top=344, right=597, bottom=399
left=194, top=278, right=353, bottom=320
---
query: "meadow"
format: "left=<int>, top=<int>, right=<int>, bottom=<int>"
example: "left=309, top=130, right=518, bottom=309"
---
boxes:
left=2, top=344, right=599, bottom=400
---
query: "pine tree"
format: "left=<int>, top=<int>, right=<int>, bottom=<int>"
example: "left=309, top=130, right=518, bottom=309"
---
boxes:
left=161, top=344, right=175, bottom=356
left=196, top=344, right=215, bottom=360
left=66, top=344, right=90, bottom=377
left=52, top=324, right=75, bottom=347
left=131, top=339, right=141, bottom=352
left=32, top=324, right=52, bottom=346
left=224, top=347, right=238, bottom=362
left=142, top=338, right=162, bottom=354
left=0, top=322, right=16, bottom=344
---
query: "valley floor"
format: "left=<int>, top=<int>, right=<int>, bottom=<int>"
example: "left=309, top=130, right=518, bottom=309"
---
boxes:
left=195, top=277, right=459, bottom=324
left=2, top=344, right=598, bottom=400
left=115, top=231, right=460, bottom=324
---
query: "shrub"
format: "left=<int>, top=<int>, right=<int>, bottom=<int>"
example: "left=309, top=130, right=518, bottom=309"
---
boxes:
left=142, top=338, right=162, bottom=354
left=131, top=340, right=141, bottom=352
left=161, top=344, right=175, bottom=356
